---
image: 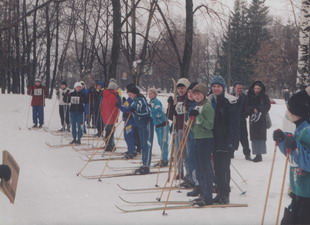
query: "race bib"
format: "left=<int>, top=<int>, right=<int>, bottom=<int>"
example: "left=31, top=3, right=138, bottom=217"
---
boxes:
left=34, top=89, right=42, bottom=96
left=71, top=96, right=80, bottom=104
left=175, top=102, right=185, bottom=115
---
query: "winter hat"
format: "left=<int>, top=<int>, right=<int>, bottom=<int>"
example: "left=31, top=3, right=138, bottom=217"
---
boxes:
left=211, top=75, right=226, bottom=89
left=176, top=78, right=190, bottom=89
left=287, top=86, right=310, bottom=119
left=95, top=80, right=104, bottom=88
left=127, top=86, right=140, bottom=95
left=61, top=81, right=67, bottom=86
left=35, top=78, right=41, bottom=83
left=188, top=82, right=198, bottom=90
left=148, top=88, right=158, bottom=97
left=109, top=78, right=117, bottom=83
left=80, top=81, right=85, bottom=86
left=192, top=83, right=208, bottom=97
left=126, top=83, right=136, bottom=90
left=107, top=81, right=118, bottom=90
left=74, top=82, right=82, bottom=89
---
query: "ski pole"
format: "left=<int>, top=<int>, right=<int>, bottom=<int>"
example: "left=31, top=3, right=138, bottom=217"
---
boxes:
left=275, top=148, right=290, bottom=225
left=155, top=103, right=171, bottom=187
left=231, top=176, right=246, bottom=196
left=156, top=120, right=191, bottom=202
left=261, top=143, right=278, bottom=225
left=162, top=119, right=193, bottom=216
left=231, top=162, right=247, bottom=184
left=98, top=114, right=131, bottom=182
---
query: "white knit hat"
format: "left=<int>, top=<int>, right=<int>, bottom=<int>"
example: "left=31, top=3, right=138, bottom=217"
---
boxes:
left=74, top=82, right=82, bottom=88
left=35, top=78, right=41, bottom=82
left=107, top=81, right=118, bottom=90
left=176, top=78, right=190, bottom=89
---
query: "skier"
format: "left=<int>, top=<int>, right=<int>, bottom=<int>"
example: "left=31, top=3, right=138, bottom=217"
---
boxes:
left=245, top=81, right=271, bottom=162
left=0, top=164, right=11, bottom=182
left=90, top=80, right=105, bottom=137
left=273, top=86, right=310, bottom=225
left=232, top=81, right=251, bottom=160
left=189, top=83, right=215, bottom=206
left=100, top=80, right=120, bottom=152
left=148, top=88, right=169, bottom=167
left=126, top=86, right=153, bottom=174
left=208, top=75, right=238, bottom=204
left=56, top=81, right=71, bottom=132
left=80, top=81, right=89, bottom=134
left=181, top=82, right=200, bottom=191
left=167, top=78, right=191, bottom=179
left=27, top=78, right=48, bottom=128
left=63, top=82, right=88, bottom=144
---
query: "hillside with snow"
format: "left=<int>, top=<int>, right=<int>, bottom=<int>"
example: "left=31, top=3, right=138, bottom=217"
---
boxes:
left=0, top=93, right=293, bottom=225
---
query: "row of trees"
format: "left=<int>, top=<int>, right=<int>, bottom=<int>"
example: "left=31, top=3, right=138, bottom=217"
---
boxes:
left=0, top=0, right=308, bottom=97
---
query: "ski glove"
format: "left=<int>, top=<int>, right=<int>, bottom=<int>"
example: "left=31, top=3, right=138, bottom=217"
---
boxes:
left=0, top=164, right=11, bottom=181
left=273, top=129, right=286, bottom=143
left=285, top=134, right=297, bottom=150
left=167, top=96, right=174, bottom=104
left=189, top=109, right=199, bottom=117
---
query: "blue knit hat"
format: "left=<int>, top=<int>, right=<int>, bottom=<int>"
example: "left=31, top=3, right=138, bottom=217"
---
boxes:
left=211, top=75, right=226, bottom=89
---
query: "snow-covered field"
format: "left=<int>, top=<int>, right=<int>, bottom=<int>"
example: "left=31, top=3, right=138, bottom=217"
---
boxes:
left=0, top=93, right=293, bottom=225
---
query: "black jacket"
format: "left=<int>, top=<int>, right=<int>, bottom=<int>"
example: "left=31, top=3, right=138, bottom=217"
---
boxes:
left=245, top=81, right=271, bottom=141
left=208, top=92, right=238, bottom=152
left=64, top=90, right=88, bottom=113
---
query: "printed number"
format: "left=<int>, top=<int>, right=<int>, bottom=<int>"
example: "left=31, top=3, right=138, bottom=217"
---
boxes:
left=71, top=96, right=80, bottom=104
left=175, top=102, right=185, bottom=115
left=34, top=89, right=42, bottom=96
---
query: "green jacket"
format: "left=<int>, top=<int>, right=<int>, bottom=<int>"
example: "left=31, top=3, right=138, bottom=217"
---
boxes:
left=191, top=101, right=214, bottom=139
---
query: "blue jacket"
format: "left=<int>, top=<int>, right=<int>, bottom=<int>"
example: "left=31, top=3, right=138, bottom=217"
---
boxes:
left=149, top=98, right=167, bottom=126
left=278, top=120, right=310, bottom=197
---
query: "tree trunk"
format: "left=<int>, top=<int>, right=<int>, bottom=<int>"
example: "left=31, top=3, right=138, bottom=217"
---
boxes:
left=296, top=0, right=310, bottom=89
left=109, top=0, right=121, bottom=80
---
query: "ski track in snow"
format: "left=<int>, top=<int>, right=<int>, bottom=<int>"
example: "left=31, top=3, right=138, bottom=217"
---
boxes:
left=0, top=93, right=293, bottom=225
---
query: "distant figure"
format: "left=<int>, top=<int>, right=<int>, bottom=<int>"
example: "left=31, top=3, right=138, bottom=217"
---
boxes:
left=56, top=81, right=71, bottom=132
left=232, top=81, right=251, bottom=161
left=245, top=81, right=271, bottom=162
left=27, top=78, right=48, bottom=128
left=283, top=88, right=290, bottom=104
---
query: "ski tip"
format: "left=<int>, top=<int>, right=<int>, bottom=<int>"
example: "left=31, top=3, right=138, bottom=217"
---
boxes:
left=118, top=196, right=130, bottom=203
left=115, top=205, right=127, bottom=213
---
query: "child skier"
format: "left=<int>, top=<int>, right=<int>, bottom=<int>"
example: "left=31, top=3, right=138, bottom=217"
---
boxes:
left=273, top=86, right=310, bottom=225
left=208, top=75, right=238, bottom=204
left=167, top=78, right=191, bottom=179
left=63, top=82, right=88, bottom=144
left=118, top=84, right=138, bottom=159
left=148, top=88, right=169, bottom=167
left=56, top=81, right=71, bottom=132
left=27, top=78, right=48, bottom=128
left=126, top=86, right=153, bottom=174
left=189, top=83, right=215, bottom=206
left=101, top=80, right=120, bottom=152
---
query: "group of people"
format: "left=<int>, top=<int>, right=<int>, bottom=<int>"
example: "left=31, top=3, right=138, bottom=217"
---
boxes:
left=25, top=75, right=310, bottom=223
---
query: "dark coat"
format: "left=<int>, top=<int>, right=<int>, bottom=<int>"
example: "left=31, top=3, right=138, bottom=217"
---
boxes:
left=64, top=90, right=88, bottom=113
left=245, top=81, right=271, bottom=141
left=232, top=92, right=248, bottom=149
left=208, top=92, right=238, bottom=151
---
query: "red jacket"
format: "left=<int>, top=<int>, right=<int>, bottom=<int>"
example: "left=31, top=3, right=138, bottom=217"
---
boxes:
left=101, top=89, right=120, bottom=125
left=27, top=85, right=48, bottom=106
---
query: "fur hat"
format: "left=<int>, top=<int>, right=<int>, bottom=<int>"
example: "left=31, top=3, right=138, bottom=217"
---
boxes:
left=176, top=78, right=190, bottom=89
left=287, top=86, right=310, bottom=119
left=148, top=88, right=158, bottom=96
left=74, top=82, right=82, bottom=88
left=192, top=83, right=208, bottom=97
left=211, top=75, right=226, bottom=89
left=127, top=86, right=140, bottom=95
left=107, top=81, right=118, bottom=90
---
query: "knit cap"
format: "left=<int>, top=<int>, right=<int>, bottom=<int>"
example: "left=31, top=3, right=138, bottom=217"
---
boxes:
left=127, top=86, right=140, bottom=95
left=176, top=78, right=190, bottom=89
left=211, top=75, right=226, bottom=89
left=287, top=86, right=310, bottom=119
left=192, top=83, right=208, bottom=97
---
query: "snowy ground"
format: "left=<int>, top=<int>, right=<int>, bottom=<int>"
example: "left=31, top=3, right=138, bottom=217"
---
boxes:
left=0, top=93, right=294, bottom=225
